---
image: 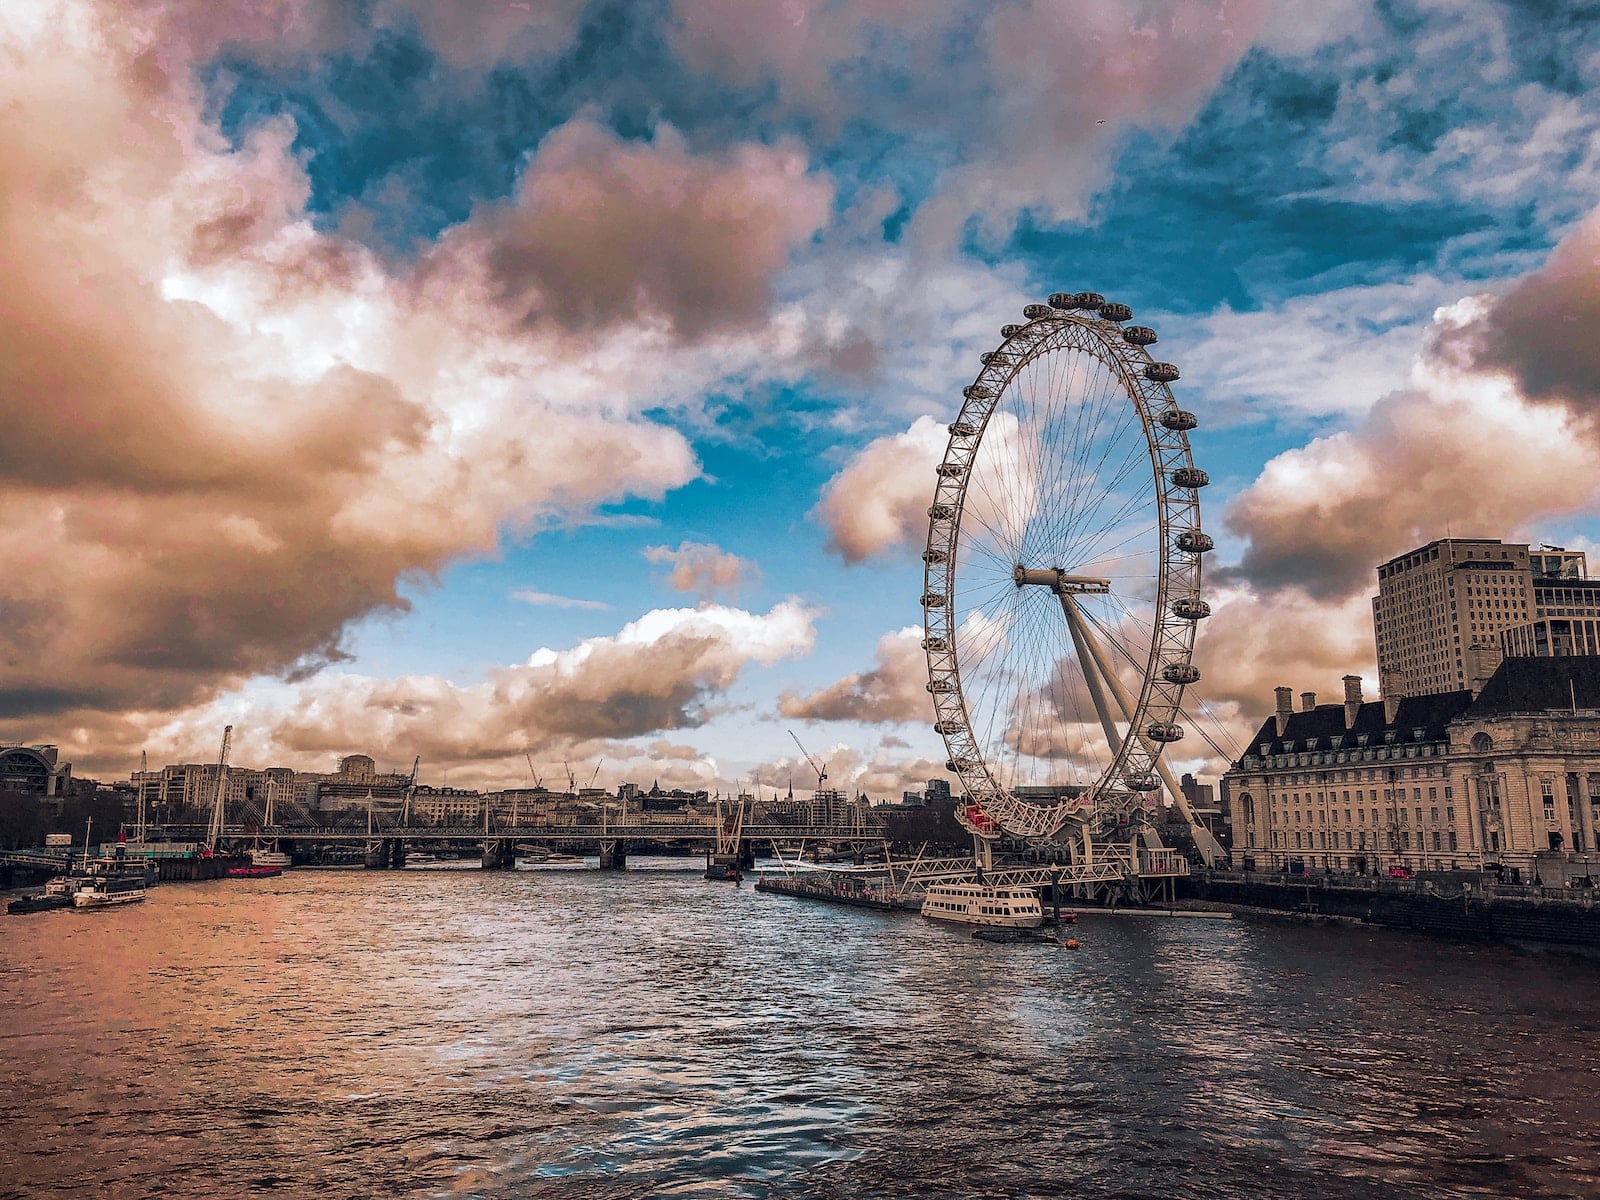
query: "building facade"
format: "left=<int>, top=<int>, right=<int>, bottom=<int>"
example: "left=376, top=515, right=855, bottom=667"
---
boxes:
left=1223, top=662, right=1600, bottom=880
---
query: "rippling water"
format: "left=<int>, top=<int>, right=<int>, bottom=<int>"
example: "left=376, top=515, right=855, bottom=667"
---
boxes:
left=3, top=861, right=1598, bottom=1198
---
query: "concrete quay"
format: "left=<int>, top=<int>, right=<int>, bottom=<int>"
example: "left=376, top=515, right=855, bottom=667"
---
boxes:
left=1183, top=871, right=1600, bottom=949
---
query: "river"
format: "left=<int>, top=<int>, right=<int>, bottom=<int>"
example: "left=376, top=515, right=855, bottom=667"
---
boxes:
left=2, top=861, right=1597, bottom=1198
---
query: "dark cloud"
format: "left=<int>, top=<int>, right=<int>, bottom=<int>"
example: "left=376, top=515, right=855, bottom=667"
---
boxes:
left=1449, top=209, right=1600, bottom=417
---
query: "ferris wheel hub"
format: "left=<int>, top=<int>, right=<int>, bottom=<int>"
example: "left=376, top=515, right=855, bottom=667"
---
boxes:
left=1011, top=566, right=1111, bottom=594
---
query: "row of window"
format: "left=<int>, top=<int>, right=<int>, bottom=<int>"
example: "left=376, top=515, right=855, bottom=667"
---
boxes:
left=1272, top=804, right=1453, bottom=827
left=1275, top=830, right=1460, bottom=852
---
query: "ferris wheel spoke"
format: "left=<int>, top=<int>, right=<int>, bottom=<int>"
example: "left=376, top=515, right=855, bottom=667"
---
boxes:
left=1052, top=402, right=1143, bottom=559
left=1047, top=360, right=1124, bottom=541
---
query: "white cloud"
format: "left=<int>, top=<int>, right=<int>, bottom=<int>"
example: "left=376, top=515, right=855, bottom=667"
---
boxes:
left=510, top=590, right=612, bottom=611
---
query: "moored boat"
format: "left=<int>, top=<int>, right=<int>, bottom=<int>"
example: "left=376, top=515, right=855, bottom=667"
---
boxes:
left=227, top=863, right=283, bottom=878
left=248, top=847, right=291, bottom=869
left=921, top=882, right=1044, bottom=929
left=71, top=873, right=148, bottom=908
left=7, top=889, right=72, bottom=915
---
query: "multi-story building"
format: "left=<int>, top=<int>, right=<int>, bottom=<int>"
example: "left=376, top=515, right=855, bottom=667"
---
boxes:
left=1373, top=538, right=1600, bottom=699
left=1223, top=662, right=1600, bottom=880
left=0, top=743, right=71, bottom=796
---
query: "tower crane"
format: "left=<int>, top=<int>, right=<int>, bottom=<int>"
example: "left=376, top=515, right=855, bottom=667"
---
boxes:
left=788, top=730, right=828, bottom=791
left=588, top=760, right=604, bottom=789
left=525, top=753, right=543, bottom=790
left=564, top=761, right=577, bottom=795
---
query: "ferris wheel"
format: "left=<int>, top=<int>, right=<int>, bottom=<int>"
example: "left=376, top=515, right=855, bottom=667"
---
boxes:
left=921, top=291, right=1211, bottom=844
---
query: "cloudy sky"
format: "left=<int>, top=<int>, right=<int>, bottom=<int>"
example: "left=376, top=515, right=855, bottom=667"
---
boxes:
left=3, top=0, right=1599, bottom=798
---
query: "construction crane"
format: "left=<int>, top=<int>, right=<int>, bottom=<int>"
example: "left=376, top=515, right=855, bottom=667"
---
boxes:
left=588, top=760, right=604, bottom=789
left=788, top=730, right=828, bottom=791
left=206, top=725, right=232, bottom=851
left=525, top=753, right=543, bottom=790
left=563, top=761, right=577, bottom=795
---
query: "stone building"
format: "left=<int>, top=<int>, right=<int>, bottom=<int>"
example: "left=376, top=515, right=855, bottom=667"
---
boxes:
left=1223, top=661, right=1600, bottom=881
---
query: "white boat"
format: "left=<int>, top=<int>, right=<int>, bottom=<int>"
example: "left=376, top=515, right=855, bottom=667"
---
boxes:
left=249, top=847, right=292, bottom=869
left=921, top=882, right=1043, bottom=929
left=71, top=874, right=148, bottom=908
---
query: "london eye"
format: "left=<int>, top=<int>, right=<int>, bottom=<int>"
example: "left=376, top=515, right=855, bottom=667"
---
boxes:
left=921, top=292, right=1211, bottom=848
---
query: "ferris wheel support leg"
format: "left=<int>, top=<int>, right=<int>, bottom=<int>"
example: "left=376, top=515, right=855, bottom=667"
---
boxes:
left=1058, top=593, right=1129, bottom=764
left=1064, top=598, right=1226, bottom=868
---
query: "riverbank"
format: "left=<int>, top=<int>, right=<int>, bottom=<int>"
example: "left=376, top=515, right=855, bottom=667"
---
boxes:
left=1182, top=872, right=1600, bottom=949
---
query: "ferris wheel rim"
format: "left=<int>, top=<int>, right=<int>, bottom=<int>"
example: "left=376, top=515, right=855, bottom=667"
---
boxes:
left=921, top=295, right=1208, bottom=842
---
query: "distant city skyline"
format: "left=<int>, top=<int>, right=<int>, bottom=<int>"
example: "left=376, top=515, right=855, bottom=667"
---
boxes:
left=2, top=1, right=1598, bottom=798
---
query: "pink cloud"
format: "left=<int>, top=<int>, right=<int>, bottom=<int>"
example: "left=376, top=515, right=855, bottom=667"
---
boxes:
left=431, top=119, right=834, bottom=338
left=643, top=541, right=760, bottom=600
left=0, top=7, right=729, bottom=723
left=1222, top=296, right=1600, bottom=600
left=780, top=627, right=928, bottom=723
left=814, top=416, right=946, bottom=562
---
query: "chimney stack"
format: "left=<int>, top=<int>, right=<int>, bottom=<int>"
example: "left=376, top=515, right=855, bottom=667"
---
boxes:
left=1300, top=691, right=1317, bottom=713
left=1274, top=686, right=1293, bottom=737
left=1342, top=675, right=1363, bottom=730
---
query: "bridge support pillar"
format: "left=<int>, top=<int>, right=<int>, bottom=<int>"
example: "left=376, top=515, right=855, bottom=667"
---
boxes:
left=599, top=841, right=626, bottom=870
left=482, top=840, right=515, bottom=870
left=365, top=840, right=393, bottom=870
left=739, top=840, right=756, bottom=870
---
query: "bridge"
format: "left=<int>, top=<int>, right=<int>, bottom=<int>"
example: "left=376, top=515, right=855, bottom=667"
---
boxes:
left=127, top=811, right=891, bottom=871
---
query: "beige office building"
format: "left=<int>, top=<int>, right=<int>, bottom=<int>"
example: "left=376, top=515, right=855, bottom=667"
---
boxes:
left=1374, top=538, right=1600, bottom=699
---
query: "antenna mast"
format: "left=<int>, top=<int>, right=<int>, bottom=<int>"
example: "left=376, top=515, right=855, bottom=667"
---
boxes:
left=136, top=750, right=148, bottom=843
left=206, top=725, right=232, bottom=852
left=402, top=756, right=420, bottom=825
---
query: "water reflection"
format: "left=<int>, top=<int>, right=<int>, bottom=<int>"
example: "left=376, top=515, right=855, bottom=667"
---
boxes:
left=2, top=864, right=1598, bottom=1198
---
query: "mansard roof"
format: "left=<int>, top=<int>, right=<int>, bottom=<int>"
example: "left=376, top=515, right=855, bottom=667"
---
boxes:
left=1232, top=656, right=1600, bottom=768
left=1234, top=691, right=1474, bottom=768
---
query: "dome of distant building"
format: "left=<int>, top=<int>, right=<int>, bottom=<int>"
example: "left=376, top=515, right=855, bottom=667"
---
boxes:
left=338, top=754, right=377, bottom=781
